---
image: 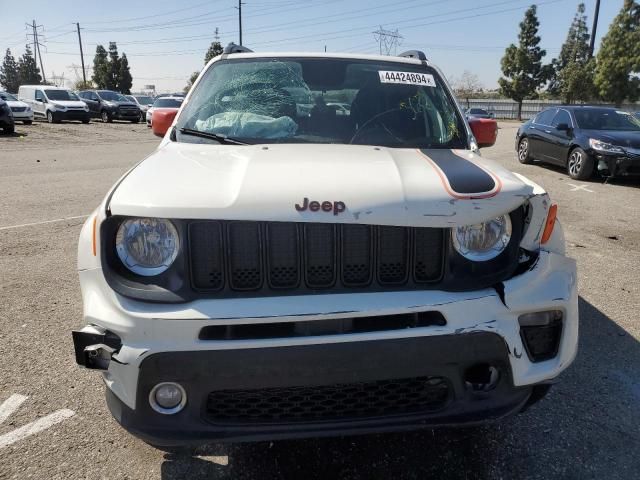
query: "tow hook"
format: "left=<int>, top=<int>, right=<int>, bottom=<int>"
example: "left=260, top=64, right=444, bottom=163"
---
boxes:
left=71, top=325, right=122, bottom=370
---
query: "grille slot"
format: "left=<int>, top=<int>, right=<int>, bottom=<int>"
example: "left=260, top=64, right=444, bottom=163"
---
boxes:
left=227, top=222, right=262, bottom=290
left=378, top=226, right=409, bottom=285
left=188, top=221, right=444, bottom=296
left=304, top=224, right=336, bottom=288
left=189, top=222, right=224, bottom=290
left=267, top=223, right=300, bottom=289
left=205, top=376, right=451, bottom=424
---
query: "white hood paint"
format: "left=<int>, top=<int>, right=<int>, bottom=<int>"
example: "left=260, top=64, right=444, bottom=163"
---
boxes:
left=108, top=143, right=532, bottom=227
left=51, top=100, right=87, bottom=109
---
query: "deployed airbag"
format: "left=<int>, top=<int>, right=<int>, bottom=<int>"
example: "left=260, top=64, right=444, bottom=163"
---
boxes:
left=195, top=112, right=297, bottom=139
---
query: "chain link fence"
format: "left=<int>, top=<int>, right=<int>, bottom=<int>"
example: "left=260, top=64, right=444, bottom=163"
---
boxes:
left=458, top=98, right=640, bottom=120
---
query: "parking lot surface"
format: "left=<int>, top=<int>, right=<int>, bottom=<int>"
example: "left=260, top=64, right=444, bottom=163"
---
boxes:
left=1, top=121, right=639, bottom=479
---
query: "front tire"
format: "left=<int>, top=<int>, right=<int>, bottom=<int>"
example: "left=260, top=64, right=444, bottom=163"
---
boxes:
left=101, top=110, right=112, bottom=123
left=567, top=147, right=594, bottom=180
left=517, top=137, right=532, bottom=164
left=47, top=111, right=54, bottom=123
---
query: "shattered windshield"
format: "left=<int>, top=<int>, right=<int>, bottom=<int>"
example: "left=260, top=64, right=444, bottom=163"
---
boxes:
left=176, top=57, right=466, bottom=148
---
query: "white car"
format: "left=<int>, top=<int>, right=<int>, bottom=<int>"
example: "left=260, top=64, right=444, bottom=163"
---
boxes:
left=18, top=85, right=90, bottom=123
left=146, top=96, right=183, bottom=127
left=126, top=94, right=155, bottom=122
left=73, top=46, right=578, bottom=448
left=0, top=91, right=33, bottom=124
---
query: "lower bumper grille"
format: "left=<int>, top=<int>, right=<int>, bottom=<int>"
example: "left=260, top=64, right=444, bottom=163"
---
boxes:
left=205, top=376, right=451, bottom=424
left=11, top=106, right=27, bottom=112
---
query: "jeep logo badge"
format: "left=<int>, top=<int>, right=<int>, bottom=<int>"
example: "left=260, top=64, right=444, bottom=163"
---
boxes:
left=295, top=197, right=346, bottom=216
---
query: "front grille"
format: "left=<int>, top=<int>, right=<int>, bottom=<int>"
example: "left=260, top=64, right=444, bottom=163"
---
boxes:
left=10, top=106, right=26, bottom=112
left=189, top=221, right=444, bottom=296
left=205, top=376, right=450, bottom=424
left=118, top=105, right=138, bottom=114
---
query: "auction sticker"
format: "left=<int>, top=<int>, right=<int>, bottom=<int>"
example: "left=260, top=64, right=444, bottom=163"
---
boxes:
left=378, top=71, right=436, bottom=87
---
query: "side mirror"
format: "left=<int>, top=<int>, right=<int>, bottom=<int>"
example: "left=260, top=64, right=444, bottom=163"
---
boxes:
left=152, top=110, right=178, bottom=137
left=468, top=117, right=498, bottom=148
left=556, top=123, right=570, bottom=131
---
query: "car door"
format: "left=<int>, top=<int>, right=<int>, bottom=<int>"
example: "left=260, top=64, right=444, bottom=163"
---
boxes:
left=527, top=108, right=557, bottom=159
left=34, top=89, right=46, bottom=116
left=84, top=92, right=99, bottom=116
left=546, top=109, right=574, bottom=165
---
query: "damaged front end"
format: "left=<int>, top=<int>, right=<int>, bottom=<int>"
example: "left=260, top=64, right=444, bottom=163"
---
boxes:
left=72, top=325, right=121, bottom=370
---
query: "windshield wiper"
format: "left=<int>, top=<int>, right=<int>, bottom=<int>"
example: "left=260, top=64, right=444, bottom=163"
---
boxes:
left=179, top=127, right=249, bottom=145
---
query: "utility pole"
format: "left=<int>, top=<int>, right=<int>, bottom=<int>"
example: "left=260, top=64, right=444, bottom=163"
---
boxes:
left=26, top=20, right=47, bottom=84
left=589, top=0, right=601, bottom=58
left=214, top=27, right=220, bottom=42
left=373, top=26, right=403, bottom=56
left=76, top=23, right=87, bottom=84
left=235, top=0, right=245, bottom=45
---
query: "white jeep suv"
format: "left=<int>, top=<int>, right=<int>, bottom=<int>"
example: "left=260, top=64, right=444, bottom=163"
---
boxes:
left=73, top=45, right=578, bottom=448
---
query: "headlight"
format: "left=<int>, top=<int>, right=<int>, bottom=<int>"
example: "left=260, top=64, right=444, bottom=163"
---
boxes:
left=589, top=138, right=624, bottom=154
left=83, top=105, right=89, bottom=112
left=115, top=218, right=179, bottom=276
left=452, top=214, right=512, bottom=262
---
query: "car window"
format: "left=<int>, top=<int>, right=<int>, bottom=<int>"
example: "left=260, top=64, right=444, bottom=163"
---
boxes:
left=177, top=57, right=467, bottom=148
left=534, top=109, right=557, bottom=126
left=45, top=89, right=78, bottom=101
left=574, top=108, right=640, bottom=131
left=153, top=98, right=183, bottom=108
left=552, top=110, right=571, bottom=127
left=35, top=90, right=44, bottom=101
left=0, top=92, right=18, bottom=101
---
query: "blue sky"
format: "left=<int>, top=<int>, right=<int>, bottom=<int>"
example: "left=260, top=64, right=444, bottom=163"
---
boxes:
left=0, top=0, right=623, bottom=92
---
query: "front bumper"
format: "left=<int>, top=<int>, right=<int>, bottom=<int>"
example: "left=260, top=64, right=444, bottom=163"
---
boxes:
left=11, top=111, right=33, bottom=121
left=76, top=250, right=578, bottom=443
left=592, top=150, right=640, bottom=177
left=111, top=110, right=140, bottom=120
left=54, top=110, right=90, bottom=121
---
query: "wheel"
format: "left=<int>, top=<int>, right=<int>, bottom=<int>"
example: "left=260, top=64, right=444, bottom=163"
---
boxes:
left=101, top=110, right=112, bottom=123
left=47, top=111, right=54, bottom=123
left=517, top=137, right=532, bottom=164
left=23, top=120, right=32, bottom=125
left=567, top=147, right=594, bottom=180
left=3, top=125, right=15, bottom=134
left=139, top=112, right=145, bottom=122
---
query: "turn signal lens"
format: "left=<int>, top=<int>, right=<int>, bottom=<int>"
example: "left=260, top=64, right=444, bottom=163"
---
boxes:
left=541, top=204, right=557, bottom=244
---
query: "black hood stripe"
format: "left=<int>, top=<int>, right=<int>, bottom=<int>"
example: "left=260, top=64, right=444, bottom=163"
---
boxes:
left=419, top=149, right=500, bottom=198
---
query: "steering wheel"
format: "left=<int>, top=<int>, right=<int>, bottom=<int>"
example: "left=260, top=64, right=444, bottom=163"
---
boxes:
left=349, top=107, right=408, bottom=144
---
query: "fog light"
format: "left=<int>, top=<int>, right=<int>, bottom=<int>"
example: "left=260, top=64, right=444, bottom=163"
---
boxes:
left=149, top=382, right=187, bottom=414
left=519, top=311, right=563, bottom=362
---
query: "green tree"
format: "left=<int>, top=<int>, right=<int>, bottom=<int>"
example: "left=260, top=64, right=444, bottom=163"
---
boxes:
left=498, top=5, right=551, bottom=119
left=118, top=53, right=133, bottom=94
left=594, top=0, right=640, bottom=106
left=74, top=79, right=94, bottom=90
left=549, top=3, right=595, bottom=103
left=92, top=45, right=109, bottom=88
left=0, top=49, right=20, bottom=92
left=185, top=41, right=224, bottom=93
left=107, top=42, right=120, bottom=90
left=17, top=45, right=42, bottom=85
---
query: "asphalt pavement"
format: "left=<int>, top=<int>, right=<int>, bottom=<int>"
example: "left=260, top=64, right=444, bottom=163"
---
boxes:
left=0, top=120, right=638, bottom=479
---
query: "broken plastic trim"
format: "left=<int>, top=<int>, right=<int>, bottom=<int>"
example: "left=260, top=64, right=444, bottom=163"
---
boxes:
left=72, top=326, right=122, bottom=370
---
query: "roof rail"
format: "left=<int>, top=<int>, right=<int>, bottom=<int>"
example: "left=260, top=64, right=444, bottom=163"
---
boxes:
left=398, top=50, right=427, bottom=61
left=223, top=43, right=253, bottom=54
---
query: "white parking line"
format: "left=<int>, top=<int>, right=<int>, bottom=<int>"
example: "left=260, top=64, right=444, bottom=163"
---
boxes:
left=0, top=409, right=76, bottom=449
left=0, top=215, right=88, bottom=231
left=0, top=394, right=28, bottom=424
left=567, top=183, right=594, bottom=193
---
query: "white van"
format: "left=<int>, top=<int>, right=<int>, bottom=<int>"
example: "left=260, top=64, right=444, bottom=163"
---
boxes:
left=18, top=85, right=90, bottom=123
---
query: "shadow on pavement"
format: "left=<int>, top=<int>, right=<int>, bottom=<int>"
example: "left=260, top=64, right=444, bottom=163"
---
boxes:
left=160, top=296, right=640, bottom=480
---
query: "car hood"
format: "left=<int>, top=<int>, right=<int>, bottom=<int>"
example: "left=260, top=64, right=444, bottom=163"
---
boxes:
left=108, top=144, right=533, bottom=227
left=583, top=130, right=640, bottom=149
left=6, top=100, right=29, bottom=108
left=111, top=101, right=138, bottom=107
left=50, top=100, right=87, bottom=108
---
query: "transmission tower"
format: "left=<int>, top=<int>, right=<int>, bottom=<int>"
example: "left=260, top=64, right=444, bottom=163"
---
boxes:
left=373, top=26, right=403, bottom=56
left=214, top=27, right=220, bottom=41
